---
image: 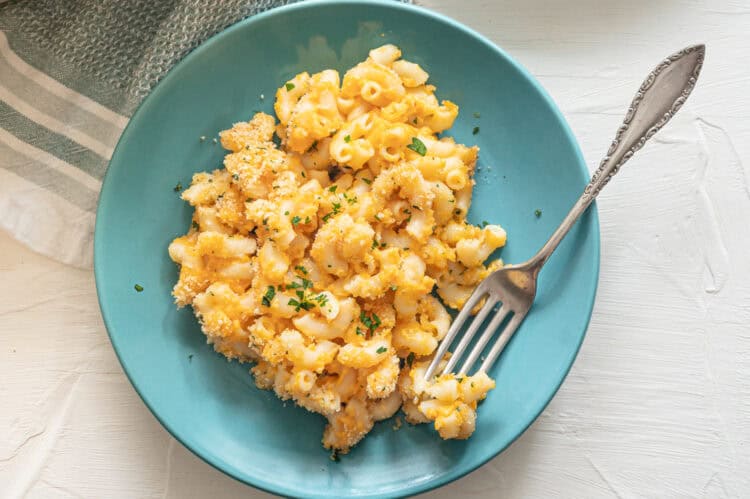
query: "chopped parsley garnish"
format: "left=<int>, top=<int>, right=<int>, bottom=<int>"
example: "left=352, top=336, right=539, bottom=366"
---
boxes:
left=191, top=221, right=199, bottom=230
left=406, top=352, right=415, bottom=368
left=374, top=214, right=382, bottom=221
left=291, top=215, right=302, bottom=225
left=284, top=211, right=290, bottom=215
left=232, top=173, right=239, bottom=181
left=261, top=286, right=276, bottom=307
left=472, top=126, right=480, bottom=135
left=295, top=265, right=308, bottom=275
left=288, top=286, right=315, bottom=311
left=322, top=202, right=342, bottom=222
left=308, top=140, right=318, bottom=152
left=535, top=209, right=542, bottom=218
left=412, top=117, right=418, bottom=124
left=343, top=193, right=357, bottom=204
left=134, top=284, right=144, bottom=292
left=359, top=311, right=381, bottom=336
left=285, top=82, right=295, bottom=91
left=362, top=178, right=372, bottom=185
left=356, top=327, right=365, bottom=336
left=371, top=239, right=379, bottom=249
left=328, top=185, right=338, bottom=193
left=301, top=171, right=306, bottom=178
left=304, top=216, right=311, bottom=224
left=173, top=181, right=182, bottom=192
left=376, top=346, right=388, bottom=354
left=481, top=220, right=489, bottom=227
left=344, top=134, right=351, bottom=143
left=406, top=137, right=427, bottom=156
left=246, top=197, right=253, bottom=202
left=456, top=377, right=464, bottom=383
left=313, top=293, right=329, bottom=306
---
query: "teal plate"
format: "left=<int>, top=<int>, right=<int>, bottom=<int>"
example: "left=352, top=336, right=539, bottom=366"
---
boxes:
left=94, top=1, right=599, bottom=497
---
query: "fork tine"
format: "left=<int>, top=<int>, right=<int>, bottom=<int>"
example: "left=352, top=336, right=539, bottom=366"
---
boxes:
left=440, top=295, right=499, bottom=375
left=424, top=284, right=488, bottom=380
left=458, top=304, right=510, bottom=375
left=477, top=311, right=527, bottom=373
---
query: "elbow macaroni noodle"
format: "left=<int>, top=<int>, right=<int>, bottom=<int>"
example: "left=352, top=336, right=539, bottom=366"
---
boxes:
left=169, top=45, right=507, bottom=453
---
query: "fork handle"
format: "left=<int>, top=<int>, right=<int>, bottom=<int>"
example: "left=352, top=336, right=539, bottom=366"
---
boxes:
left=526, top=45, right=705, bottom=269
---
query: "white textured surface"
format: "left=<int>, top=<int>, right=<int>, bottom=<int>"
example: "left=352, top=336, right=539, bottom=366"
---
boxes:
left=2, top=0, right=750, bottom=497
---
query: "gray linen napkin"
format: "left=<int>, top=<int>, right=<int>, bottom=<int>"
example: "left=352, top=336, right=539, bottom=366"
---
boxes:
left=0, top=0, right=304, bottom=267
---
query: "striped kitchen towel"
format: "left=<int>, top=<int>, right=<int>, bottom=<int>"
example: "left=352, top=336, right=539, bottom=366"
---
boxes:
left=0, top=0, right=301, bottom=268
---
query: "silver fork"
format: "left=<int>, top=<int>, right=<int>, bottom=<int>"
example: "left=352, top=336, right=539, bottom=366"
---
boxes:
left=425, top=44, right=705, bottom=380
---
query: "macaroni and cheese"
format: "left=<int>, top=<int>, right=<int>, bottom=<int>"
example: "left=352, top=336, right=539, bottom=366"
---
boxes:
left=169, top=45, right=506, bottom=453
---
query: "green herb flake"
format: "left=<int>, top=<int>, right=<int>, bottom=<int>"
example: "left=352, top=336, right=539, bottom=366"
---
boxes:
left=356, top=327, right=365, bottom=336
left=284, top=211, right=290, bottom=216
left=406, top=137, right=427, bottom=156
left=232, top=173, right=239, bottom=181
left=173, top=181, right=182, bottom=192
left=472, top=126, right=480, bottom=135
left=535, top=209, right=542, bottom=218
left=322, top=212, right=333, bottom=222
left=360, top=311, right=382, bottom=336
left=134, top=284, right=144, bottom=292
left=191, top=221, right=200, bottom=230
left=295, top=265, right=308, bottom=275
left=328, top=185, right=338, bottom=193
left=262, top=286, right=276, bottom=307
left=246, top=197, right=253, bottom=203
left=406, top=352, right=415, bottom=368
left=376, top=346, right=388, bottom=354
left=371, top=239, right=379, bottom=249
left=301, top=171, right=306, bottom=178
left=362, top=178, right=372, bottom=185
left=285, top=82, right=295, bottom=91
left=481, top=220, right=489, bottom=227
left=304, top=216, right=311, bottom=224
left=291, top=215, right=302, bottom=225
left=344, top=135, right=351, bottom=143
left=308, top=140, right=318, bottom=152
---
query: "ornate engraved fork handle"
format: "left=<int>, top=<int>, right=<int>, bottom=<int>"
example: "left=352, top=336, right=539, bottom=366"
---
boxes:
left=527, top=44, right=705, bottom=269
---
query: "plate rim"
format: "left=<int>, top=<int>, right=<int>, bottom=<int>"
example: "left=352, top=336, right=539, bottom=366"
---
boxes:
left=94, top=0, right=601, bottom=497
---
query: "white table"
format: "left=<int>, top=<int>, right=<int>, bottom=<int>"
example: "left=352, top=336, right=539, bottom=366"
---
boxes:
left=2, top=0, right=749, bottom=497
